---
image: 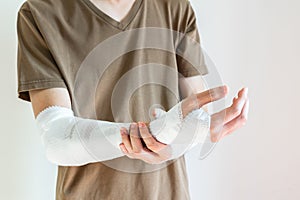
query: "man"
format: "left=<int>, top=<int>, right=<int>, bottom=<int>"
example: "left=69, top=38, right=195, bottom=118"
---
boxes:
left=16, top=0, right=249, bottom=199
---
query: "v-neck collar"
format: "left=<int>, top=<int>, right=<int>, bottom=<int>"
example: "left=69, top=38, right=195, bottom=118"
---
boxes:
left=81, top=0, right=143, bottom=30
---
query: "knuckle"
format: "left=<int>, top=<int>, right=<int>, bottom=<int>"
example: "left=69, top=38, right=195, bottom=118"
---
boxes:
left=147, top=140, right=155, bottom=146
left=130, top=134, right=140, bottom=140
left=132, top=148, right=141, bottom=154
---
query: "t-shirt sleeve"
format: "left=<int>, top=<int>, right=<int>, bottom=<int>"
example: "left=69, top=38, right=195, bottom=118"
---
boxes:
left=16, top=8, right=67, bottom=102
left=176, top=1, right=209, bottom=78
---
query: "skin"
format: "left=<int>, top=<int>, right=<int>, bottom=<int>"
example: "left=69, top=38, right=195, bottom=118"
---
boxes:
left=119, top=76, right=249, bottom=164
left=90, top=0, right=137, bottom=22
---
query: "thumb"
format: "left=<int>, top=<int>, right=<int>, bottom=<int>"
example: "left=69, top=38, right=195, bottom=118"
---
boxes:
left=181, top=85, right=228, bottom=118
left=196, top=85, right=229, bottom=108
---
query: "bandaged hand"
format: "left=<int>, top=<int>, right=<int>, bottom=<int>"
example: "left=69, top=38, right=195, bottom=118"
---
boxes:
left=119, top=86, right=229, bottom=164
left=119, top=108, right=211, bottom=164
left=119, top=86, right=249, bottom=165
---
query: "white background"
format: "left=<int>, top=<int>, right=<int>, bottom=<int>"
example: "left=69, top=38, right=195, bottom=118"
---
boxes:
left=1, top=0, right=299, bottom=199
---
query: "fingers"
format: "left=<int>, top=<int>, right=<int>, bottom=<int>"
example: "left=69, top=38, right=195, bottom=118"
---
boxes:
left=212, top=98, right=249, bottom=142
left=119, top=143, right=128, bottom=154
left=212, top=87, right=248, bottom=125
left=138, top=121, right=165, bottom=152
left=223, top=97, right=249, bottom=135
left=129, top=123, right=143, bottom=153
left=225, top=87, right=248, bottom=123
left=119, top=144, right=162, bottom=164
left=120, top=127, right=133, bottom=153
left=181, top=85, right=228, bottom=118
left=196, top=85, right=228, bottom=108
left=119, top=122, right=171, bottom=164
left=119, top=134, right=162, bottom=164
left=120, top=123, right=143, bottom=154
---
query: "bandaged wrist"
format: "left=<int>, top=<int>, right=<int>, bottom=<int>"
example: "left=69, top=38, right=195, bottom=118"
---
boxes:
left=167, top=108, right=211, bottom=160
left=149, top=101, right=210, bottom=146
left=149, top=101, right=184, bottom=144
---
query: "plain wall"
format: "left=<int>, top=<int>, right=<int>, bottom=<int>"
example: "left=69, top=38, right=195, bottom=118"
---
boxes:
left=186, top=0, right=300, bottom=199
left=1, top=0, right=299, bottom=199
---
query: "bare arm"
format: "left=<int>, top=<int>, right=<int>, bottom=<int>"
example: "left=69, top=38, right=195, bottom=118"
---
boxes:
left=179, top=75, right=206, bottom=98
left=179, top=75, right=209, bottom=113
left=29, top=87, right=71, bottom=118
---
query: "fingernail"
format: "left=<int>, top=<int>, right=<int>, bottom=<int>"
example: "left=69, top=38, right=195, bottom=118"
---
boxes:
left=131, top=123, right=136, bottom=128
left=138, top=122, right=145, bottom=127
left=152, top=110, right=156, bottom=117
left=120, top=128, right=126, bottom=135
left=120, top=145, right=127, bottom=153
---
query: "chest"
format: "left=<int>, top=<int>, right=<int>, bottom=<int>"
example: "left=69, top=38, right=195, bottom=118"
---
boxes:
left=89, top=0, right=137, bottom=22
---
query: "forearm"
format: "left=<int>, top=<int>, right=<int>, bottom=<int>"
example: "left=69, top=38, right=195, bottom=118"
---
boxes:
left=36, top=106, right=131, bottom=166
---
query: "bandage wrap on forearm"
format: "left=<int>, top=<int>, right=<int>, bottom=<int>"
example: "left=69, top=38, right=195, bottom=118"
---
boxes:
left=168, top=108, right=211, bottom=160
left=36, top=106, right=132, bottom=166
left=35, top=101, right=210, bottom=166
left=149, top=101, right=184, bottom=144
left=150, top=103, right=211, bottom=160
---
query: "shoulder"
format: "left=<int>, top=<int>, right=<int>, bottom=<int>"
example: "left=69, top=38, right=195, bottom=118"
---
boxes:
left=152, top=0, right=191, bottom=9
left=150, top=0, right=195, bottom=31
left=17, top=0, right=73, bottom=15
left=151, top=0, right=193, bottom=20
left=17, top=0, right=75, bottom=27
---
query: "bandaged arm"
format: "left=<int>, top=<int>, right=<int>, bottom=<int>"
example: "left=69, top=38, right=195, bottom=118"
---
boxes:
left=36, top=100, right=210, bottom=166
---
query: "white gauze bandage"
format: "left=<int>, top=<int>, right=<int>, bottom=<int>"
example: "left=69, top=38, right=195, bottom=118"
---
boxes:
left=36, top=101, right=210, bottom=166
left=151, top=106, right=211, bottom=160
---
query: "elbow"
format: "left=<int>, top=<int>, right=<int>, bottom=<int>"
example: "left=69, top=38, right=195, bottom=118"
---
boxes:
left=42, top=134, right=90, bottom=167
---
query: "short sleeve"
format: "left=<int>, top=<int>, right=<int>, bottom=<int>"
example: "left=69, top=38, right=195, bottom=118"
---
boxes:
left=16, top=8, right=67, bottom=102
left=176, top=1, right=209, bottom=78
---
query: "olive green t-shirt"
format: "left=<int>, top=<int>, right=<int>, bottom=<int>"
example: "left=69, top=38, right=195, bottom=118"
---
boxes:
left=16, top=0, right=208, bottom=199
